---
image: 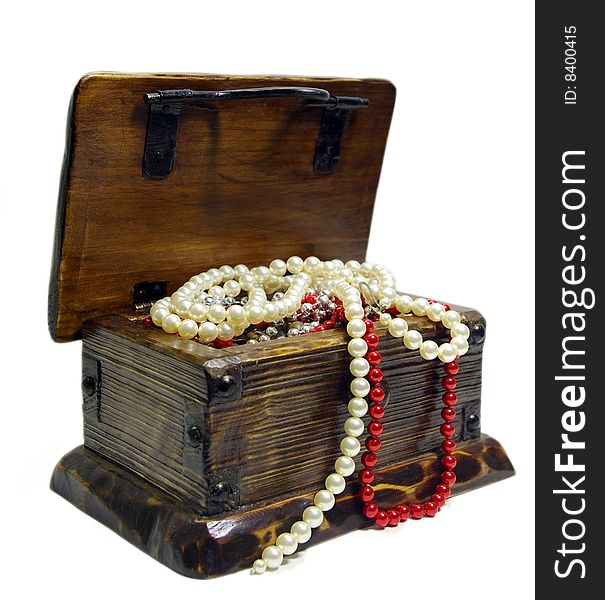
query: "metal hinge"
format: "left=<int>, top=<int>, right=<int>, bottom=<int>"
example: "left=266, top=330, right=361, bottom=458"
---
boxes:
left=142, top=86, right=369, bottom=178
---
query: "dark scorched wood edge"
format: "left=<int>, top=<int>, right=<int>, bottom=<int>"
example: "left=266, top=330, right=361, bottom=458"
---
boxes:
left=51, top=434, right=514, bottom=579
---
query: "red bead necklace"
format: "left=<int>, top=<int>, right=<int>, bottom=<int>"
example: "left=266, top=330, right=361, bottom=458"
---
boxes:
left=357, top=319, right=459, bottom=527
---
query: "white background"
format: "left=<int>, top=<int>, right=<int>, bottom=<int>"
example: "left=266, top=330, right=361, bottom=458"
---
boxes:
left=0, top=1, right=534, bottom=598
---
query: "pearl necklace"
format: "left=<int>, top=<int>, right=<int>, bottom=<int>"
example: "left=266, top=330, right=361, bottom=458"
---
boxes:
left=148, top=257, right=471, bottom=574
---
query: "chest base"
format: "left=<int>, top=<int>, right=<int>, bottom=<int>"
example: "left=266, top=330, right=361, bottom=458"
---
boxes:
left=51, top=433, right=513, bottom=579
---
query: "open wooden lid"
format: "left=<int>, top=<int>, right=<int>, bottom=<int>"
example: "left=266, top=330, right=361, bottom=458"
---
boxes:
left=49, top=72, right=396, bottom=341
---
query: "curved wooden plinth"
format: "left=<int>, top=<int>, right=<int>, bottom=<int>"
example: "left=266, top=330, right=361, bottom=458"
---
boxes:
left=51, top=434, right=514, bottom=579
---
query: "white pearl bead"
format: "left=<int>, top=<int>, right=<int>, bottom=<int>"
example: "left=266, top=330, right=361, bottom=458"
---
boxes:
left=302, top=506, right=324, bottom=528
left=198, top=321, right=218, bottom=343
left=403, top=329, right=423, bottom=349
left=314, top=489, right=335, bottom=511
left=303, top=256, right=321, bottom=273
left=344, top=291, right=361, bottom=304
left=442, top=310, right=461, bottom=329
left=346, top=318, right=366, bottom=338
left=427, top=302, right=445, bottom=322
left=290, top=521, right=312, bottom=544
left=177, top=319, right=198, bottom=339
left=174, top=299, right=193, bottom=318
left=208, top=285, right=225, bottom=301
left=207, top=268, right=221, bottom=284
left=276, top=532, right=298, bottom=555
left=265, top=275, right=279, bottom=293
left=223, top=279, right=241, bottom=297
left=233, top=264, right=249, bottom=278
left=286, top=256, right=304, bottom=274
left=239, top=273, right=256, bottom=291
left=344, top=417, right=364, bottom=437
left=218, top=265, right=233, bottom=279
left=188, top=303, right=208, bottom=322
left=340, top=436, right=361, bottom=457
left=207, top=304, right=226, bottom=323
left=345, top=260, right=361, bottom=270
left=349, top=357, right=370, bottom=377
left=263, top=303, right=279, bottom=322
left=412, top=297, right=429, bottom=316
left=344, top=304, right=365, bottom=320
left=420, top=340, right=439, bottom=360
left=348, top=397, right=368, bottom=417
left=245, top=305, right=265, bottom=325
left=395, top=294, right=413, bottom=313
left=325, top=473, right=346, bottom=494
left=388, top=317, right=408, bottom=338
left=261, top=545, right=283, bottom=569
left=151, top=302, right=168, bottom=315
left=334, top=455, right=356, bottom=477
left=171, top=292, right=188, bottom=306
left=226, top=304, right=245, bottom=322
left=195, top=276, right=209, bottom=289
left=348, top=338, right=368, bottom=357
left=275, top=300, right=287, bottom=318
left=217, top=322, right=235, bottom=341
left=450, top=322, right=470, bottom=339
left=379, top=312, right=392, bottom=325
left=251, top=266, right=270, bottom=282
left=181, top=283, right=196, bottom=294
left=451, top=335, right=470, bottom=356
left=161, top=313, right=181, bottom=333
left=269, top=259, right=287, bottom=276
left=251, top=558, right=267, bottom=574
left=350, top=377, right=370, bottom=398
left=323, top=260, right=337, bottom=274
left=438, top=343, right=458, bottom=363
left=151, top=307, right=169, bottom=326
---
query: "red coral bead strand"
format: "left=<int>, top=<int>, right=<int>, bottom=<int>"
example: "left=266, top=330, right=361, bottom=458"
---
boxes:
left=358, top=329, right=459, bottom=527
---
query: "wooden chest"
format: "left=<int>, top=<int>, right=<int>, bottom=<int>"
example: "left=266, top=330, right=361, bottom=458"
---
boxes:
left=49, top=72, right=514, bottom=578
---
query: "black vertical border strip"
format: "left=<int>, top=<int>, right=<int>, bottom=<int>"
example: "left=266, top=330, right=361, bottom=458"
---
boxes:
left=536, top=2, right=604, bottom=595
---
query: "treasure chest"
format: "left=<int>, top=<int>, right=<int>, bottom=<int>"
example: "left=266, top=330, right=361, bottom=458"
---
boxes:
left=49, top=72, right=514, bottom=578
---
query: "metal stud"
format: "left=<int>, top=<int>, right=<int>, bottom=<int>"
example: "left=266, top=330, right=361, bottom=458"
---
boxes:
left=81, top=376, right=96, bottom=397
left=211, top=481, right=231, bottom=500
left=187, top=425, right=204, bottom=447
left=466, top=414, right=481, bottom=433
left=470, top=323, right=486, bottom=345
left=217, top=375, right=235, bottom=392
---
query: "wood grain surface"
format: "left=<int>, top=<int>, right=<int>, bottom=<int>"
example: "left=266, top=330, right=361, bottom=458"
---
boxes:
left=51, top=434, right=514, bottom=578
left=82, top=307, right=485, bottom=514
left=49, top=72, right=396, bottom=342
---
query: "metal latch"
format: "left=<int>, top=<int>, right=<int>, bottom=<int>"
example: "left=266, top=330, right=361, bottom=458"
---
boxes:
left=132, top=281, right=167, bottom=311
